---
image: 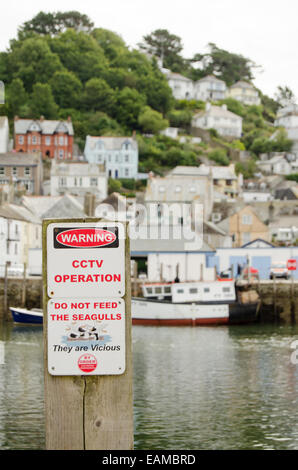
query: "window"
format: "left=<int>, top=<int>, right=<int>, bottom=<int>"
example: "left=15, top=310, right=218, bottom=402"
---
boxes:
left=0, top=167, right=4, bottom=175
left=175, top=186, right=181, bottom=193
left=155, top=287, right=162, bottom=294
left=204, top=287, right=210, bottom=293
left=223, top=287, right=230, bottom=293
left=18, top=136, right=24, bottom=144
left=45, top=136, right=51, bottom=145
left=226, top=180, right=232, bottom=186
left=159, top=186, right=165, bottom=193
left=32, top=135, right=37, bottom=144
left=12, top=167, right=17, bottom=176
left=242, top=214, right=252, bottom=225
left=59, top=177, right=66, bottom=187
left=125, top=155, right=129, bottom=162
left=164, top=286, right=171, bottom=293
left=189, top=288, right=198, bottom=294
left=177, top=289, right=184, bottom=294
left=125, top=168, right=129, bottom=177
left=146, top=287, right=153, bottom=294
left=243, top=232, right=251, bottom=244
left=90, top=178, right=98, bottom=186
left=25, top=167, right=30, bottom=176
left=59, top=149, right=64, bottom=159
left=59, top=136, right=64, bottom=145
left=189, top=187, right=196, bottom=193
left=14, top=243, right=18, bottom=255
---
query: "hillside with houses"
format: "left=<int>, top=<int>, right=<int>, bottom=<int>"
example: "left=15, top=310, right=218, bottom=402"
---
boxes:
left=0, top=11, right=298, bottom=279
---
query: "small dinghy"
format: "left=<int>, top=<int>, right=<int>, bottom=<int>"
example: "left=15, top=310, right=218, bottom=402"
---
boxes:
left=10, top=307, right=43, bottom=324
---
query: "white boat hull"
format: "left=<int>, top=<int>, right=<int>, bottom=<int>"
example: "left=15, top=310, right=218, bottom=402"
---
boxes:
left=132, top=298, right=229, bottom=325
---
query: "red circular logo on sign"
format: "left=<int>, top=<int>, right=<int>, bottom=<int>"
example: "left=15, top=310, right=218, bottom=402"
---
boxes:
left=78, top=354, right=97, bottom=373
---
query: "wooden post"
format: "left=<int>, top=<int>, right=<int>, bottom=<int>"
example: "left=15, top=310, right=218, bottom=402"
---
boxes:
left=21, top=263, right=26, bottom=307
left=42, top=218, right=133, bottom=450
left=3, top=261, right=8, bottom=320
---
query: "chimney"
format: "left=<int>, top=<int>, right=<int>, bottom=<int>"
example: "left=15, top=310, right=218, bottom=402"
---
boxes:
left=84, top=192, right=96, bottom=216
left=14, top=115, right=19, bottom=121
left=67, top=116, right=72, bottom=122
left=40, top=115, right=44, bottom=122
left=132, top=130, right=136, bottom=140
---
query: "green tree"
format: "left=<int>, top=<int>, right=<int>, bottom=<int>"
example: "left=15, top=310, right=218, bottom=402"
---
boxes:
left=208, top=148, right=230, bottom=165
left=51, top=70, right=82, bottom=108
left=92, top=28, right=127, bottom=62
left=7, top=78, right=28, bottom=116
left=191, top=43, right=258, bottom=85
left=108, top=178, right=122, bottom=194
left=82, top=78, right=115, bottom=113
left=115, top=87, right=146, bottom=129
left=7, top=37, right=63, bottom=91
left=139, top=29, right=186, bottom=72
left=138, top=106, right=169, bottom=134
left=30, top=82, right=58, bottom=119
left=50, top=29, right=107, bottom=83
left=275, top=85, right=296, bottom=107
left=18, top=11, right=94, bottom=37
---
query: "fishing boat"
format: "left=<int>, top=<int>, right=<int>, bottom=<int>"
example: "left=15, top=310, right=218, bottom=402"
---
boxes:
left=131, top=279, right=259, bottom=326
left=10, top=307, right=43, bottom=324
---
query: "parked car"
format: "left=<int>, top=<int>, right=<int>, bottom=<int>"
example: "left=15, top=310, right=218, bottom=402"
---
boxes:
left=269, top=262, right=289, bottom=280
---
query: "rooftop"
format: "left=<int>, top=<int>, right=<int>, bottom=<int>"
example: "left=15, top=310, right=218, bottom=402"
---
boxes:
left=0, top=152, right=41, bottom=166
left=85, top=135, right=138, bottom=151
left=14, top=118, right=74, bottom=136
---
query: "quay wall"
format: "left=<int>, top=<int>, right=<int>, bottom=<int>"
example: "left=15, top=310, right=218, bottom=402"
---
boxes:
left=0, top=276, right=42, bottom=321
left=240, top=280, right=298, bottom=324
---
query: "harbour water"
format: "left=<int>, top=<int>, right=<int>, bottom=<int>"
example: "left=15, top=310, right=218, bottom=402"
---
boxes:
left=0, top=321, right=298, bottom=450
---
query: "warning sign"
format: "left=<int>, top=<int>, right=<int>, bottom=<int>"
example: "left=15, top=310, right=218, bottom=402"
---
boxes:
left=47, top=222, right=125, bottom=298
left=47, top=298, right=125, bottom=375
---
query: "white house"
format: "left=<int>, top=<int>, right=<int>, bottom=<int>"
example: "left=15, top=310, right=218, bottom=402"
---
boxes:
left=164, top=71, right=195, bottom=100
left=274, top=105, right=298, bottom=156
left=0, top=117, right=9, bottom=153
left=84, top=136, right=139, bottom=179
left=0, top=204, right=42, bottom=272
left=257, top=155, right=292, bottom=175
left=50, top=160, right=107, bottom=201
left=144, top=165, right=214, bottom=221
left=195, top=75, right=227, bottom=102
left=192, top=103, right=243, bottom=138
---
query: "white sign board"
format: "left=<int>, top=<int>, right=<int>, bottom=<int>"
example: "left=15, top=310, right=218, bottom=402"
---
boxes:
left=47, top=298, right=125, bottom=375
left=47, top=222, right=125, bottom=298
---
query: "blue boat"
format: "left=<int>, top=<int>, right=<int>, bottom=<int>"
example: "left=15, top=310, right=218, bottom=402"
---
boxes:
left=10, top=307, right=43, bottom=324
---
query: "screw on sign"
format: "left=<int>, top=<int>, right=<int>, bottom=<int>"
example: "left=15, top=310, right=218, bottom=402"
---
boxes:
left=78, top=354, right=97, bottom=373
left=287, top=259, right=297, bottom=271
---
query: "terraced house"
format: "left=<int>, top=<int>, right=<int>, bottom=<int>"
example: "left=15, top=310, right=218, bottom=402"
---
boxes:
left=84, top=135, right=139, bottom=179
left=14, top=116, right=74, bottom=159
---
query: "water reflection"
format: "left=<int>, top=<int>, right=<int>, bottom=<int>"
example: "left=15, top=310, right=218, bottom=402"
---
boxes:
left=0, top=321, right=298, bottom=450
left=0, top=322, right=45, bottom=450
left=133, top=324, right=298, bottom=450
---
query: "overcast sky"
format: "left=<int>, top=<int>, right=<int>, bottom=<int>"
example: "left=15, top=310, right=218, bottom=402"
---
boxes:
left=1, top=0, right=298, bottom=99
